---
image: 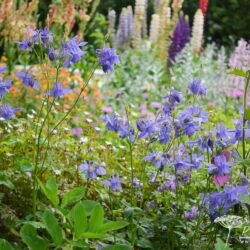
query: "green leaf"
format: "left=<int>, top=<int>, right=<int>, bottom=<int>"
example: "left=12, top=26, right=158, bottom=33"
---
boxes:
left=80, top=200, right=99, bottom=216
left=0, top=174, right=14, bottom=189
left=98, top=221, right=129, bottom=233
left=88, top=204, right=104, bottom=232
left=215, top=238, right=232, bottom=250
left=229, top=68, right=247, bottom=78
left=68, top=240, right=89, bottom=248
left=239, top=194, right=250, bottom=205
left=37, top=177, right=59, bottom=206
left=82, top=232, right=106, bottom=239
left=0, top=239, right=15, bottom=250
left=69, top=202, right=87, bottom=239
left=43, top=210, right=63, bottom=246
left=20, top=224, right=48, bottom=250
left=61, top=187, right=85, bottom=208
left=101, top=245, right=132, bottom=250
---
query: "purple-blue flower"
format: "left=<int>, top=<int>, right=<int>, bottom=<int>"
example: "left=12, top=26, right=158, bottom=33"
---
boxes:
left=204, top=185, right=248, bottom=220
left=143, top=150, right=168, bottom=170
left=79, top=161, right=106, bottom=179
left=96, top=44, right=120, bottom=73
left=15, top=71, right=39, bottom=90
left=104, top=114, right=121, bottom=133
left=136, top=118, right=157, bottom=139
left=207, top=155, right=234, bottom=176
left=17, top=38, right=32, bottom=51
left=184, top=206, right=198, bottom=221
left=40, top=27, right=53, bottom=46
left=159, top=123, right=171, bottom=144
left=0, top=66, right=7, bottom=74
left=188, top=79, right=207, bottom=95
left=0, top=103, right=21, bottom=120
left=46, top=82, right=70, bottom=98
left=0, top=79, right=12, bottom=99
left=103, top=174, right=122, bottom=191
left=119, top=122, right=135, bottom=142
left=60, top=36, right=87, bottom=67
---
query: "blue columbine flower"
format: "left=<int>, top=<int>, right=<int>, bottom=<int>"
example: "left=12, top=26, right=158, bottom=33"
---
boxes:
left=204, top=185, right=247, bottom=220
left=103, top=174, right=122, bottom=191
left=15, top=71, right=39, bottom=90
left=17, top=38, right=32, bottom=51
left=0, top=103, right=21, bottom=120
left=96, top=44, right=120, bottom=73
left=46, top=82, right=70, bottom=98
left=60, top=36, right=87, bottom=67
left=207, top=155, right=234, bottom=176
left=48, top=48, right=56, bottom=61
left=159, top=122, right=171, bottom=144
left=184, top=206, right=198, bottom=221
left=136, top=118, right=158, bottom=139
left=79, top=161, right=106, bottom=179
left=188, top=79, right=207, bottom=95
left=119, top=122, right=135, bottom=142
left=104, top=114, right=121, bottom=133
left=143, top=150, right=168, bottom=170
left=0, top=66, right=7, bottom=74
left=40, top=27, right=53, bottom=46
left=0, top=79, right=12, bottom=100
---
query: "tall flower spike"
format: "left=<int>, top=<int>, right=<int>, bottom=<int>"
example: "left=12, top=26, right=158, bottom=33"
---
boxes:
left=132, top=0, right=146, bottom=48
left=228, top=39, right=250, bottom=99
left=149, top=14, right=160, bottom=44
left=168, top=16, right=190, bottom=65
left=190, top=9, right=204, bottom=54
left=200, top=0, right=209, bottom=16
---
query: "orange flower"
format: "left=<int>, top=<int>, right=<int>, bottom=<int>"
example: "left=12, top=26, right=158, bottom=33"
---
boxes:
left=9, top=87, right=17, bottom=93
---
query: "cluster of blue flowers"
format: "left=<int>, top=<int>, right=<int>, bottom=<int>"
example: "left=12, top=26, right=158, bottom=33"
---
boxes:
left=0, top=67, right=21, bottom=120
left=104, top=81, right=249, bottom=220
left=0, top=27, right=120, bottom=120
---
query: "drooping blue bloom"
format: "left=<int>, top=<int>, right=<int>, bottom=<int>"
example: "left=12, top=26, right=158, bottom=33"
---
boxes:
left=143, top=150, right=168, bottom=170
left=184, top=206, right=198, bottom=221
left=146, top=200, right=156, bottom=211
left=204, top=185, right=248, bottom=220
left=180, top=106, right=208, bottom=123
left=48, top=48, right=56, bottom=61
left=0, top=79, right=12, bottom=99
left=46, top=82, right=70, bottom=98
left=188, top=79, right=207, bottom=95
left=0, top=103, right=21, bottom=120
left=119, top=122, right=135, bottom=142
left=207, top=155, right=234, bottom=176
left=79, top=161, right=106, bottom=179
left=96, top=44, right=120, bottom=73
left=104, top=114, right=121, bottom=133
left=215, top=123, right=229, bottom=141
left=60, top=36, right=87, bottom=67
left=17, top=38, right=32, bottom=51
left=136, top=118, right=157, bottom=139
left=103, top=174, right=122, bottom=191
left=183, top=121, right=201, bottom=137
left=162, top=88, right=183, bottom=115
left=0, top=66, right=7, bottom=74
left=40, top=27, right=53, bottom=46
left=169, top=16, right=190, bottom=66
left=228, top=120, right=245, bottom=144
left=15, top=71, right=39, bottom=90
left=159, top=122, right=171, bottom=144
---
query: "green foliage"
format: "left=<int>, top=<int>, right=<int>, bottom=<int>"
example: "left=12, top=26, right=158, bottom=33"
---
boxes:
left=215, top=238, right=232, bottom=250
